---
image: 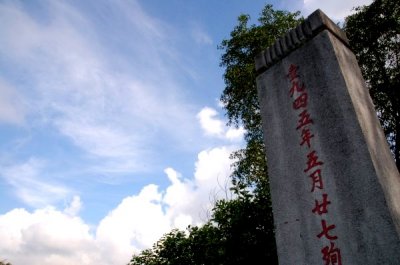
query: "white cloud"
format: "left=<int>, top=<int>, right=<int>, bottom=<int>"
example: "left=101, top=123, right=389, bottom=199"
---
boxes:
left=96, top=184, right=170, bottom=264
left=99, top=146, right=235, bottom=259
left=0, top=207, right=102, bottom=265
left=0, top=1, right=242, bottom=264
left=0, top=146, right=235, bottom=265
left=197, top=107, right=245, bottom=141
left=302, top=0, right=373, bottom=21
left=56, top=118, right=138, bottom=159
left=0, top=0, right=200, bottom=175
left=0, top=78, right=26, bottom=125
left=173, top=214, right=193, bottom=230
left=64, top=196, right=82, bottom=216
left=0, top=158, right=71, bottom=208
left=225, top=127, right=246, bottom=141
left=197, top=107, right=225, bottom=137
left=163, top=168, right=194, bottom=209
left=194, top=147, right=233, bottom=192
left=164, top=147, right=235, bottom=226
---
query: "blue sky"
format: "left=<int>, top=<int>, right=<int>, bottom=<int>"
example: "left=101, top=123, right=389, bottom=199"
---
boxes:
left=0, top=0, right=372, bottom=264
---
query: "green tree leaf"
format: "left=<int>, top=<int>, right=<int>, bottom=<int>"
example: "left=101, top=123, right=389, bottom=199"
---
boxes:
left=344, top=0, right=400, bottom=169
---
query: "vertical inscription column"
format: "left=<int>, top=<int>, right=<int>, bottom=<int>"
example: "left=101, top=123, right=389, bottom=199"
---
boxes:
left=287, top=64, right=342, bottom=264
left=256, top=9, right=400, bottom=265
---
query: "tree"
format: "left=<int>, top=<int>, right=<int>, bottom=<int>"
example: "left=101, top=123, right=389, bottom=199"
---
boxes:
left=216, top=6, right=302, bottom=264
left=128, top=225, right=224, bottom=265
left=219, top=5, right=302, bottom=197
left=212, top=196, right=277, bottom=264
left=129, top=197, right=277, bottom=265
left=129, top=1, right=399, bottom=264
left=344, top=0, right=400, bottom=170
left=128, top=5, right=303, bottom=264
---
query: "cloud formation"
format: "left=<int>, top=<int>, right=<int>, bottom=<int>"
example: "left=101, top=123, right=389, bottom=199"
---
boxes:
left=0, top=1, right=244, bottom=264
left=0, top=146, right=234, bottom=265
left=197, top=107, right=245, bottom=141
left=0, top=0, right=200, bottom=176
left=1, top=158, right=71, bottom=208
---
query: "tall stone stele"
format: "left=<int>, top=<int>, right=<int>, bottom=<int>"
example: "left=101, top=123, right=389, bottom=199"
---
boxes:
left=255, top=9, right=400, bottom=265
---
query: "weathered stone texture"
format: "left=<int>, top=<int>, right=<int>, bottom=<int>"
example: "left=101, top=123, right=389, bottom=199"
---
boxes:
left=256, top=9, right=400, bottom=265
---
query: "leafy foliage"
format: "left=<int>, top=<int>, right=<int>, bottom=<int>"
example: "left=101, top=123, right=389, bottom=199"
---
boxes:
left=129, top=197, right=277, bottom=265
left=344, top=0, right=400, bottom=169
left=219, top=5, right=302, bottom=197
left=212, top=196, right=277, bottom=264
left=128, top=5, right=302, bottom=265
left=129, top=1, right=400, bottom=263
left=128, top=225, right=223, bottom=265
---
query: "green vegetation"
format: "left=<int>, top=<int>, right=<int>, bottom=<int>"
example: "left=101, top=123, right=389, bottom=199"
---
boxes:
left=344, top=0, right=400, bottom=170
left=128, top=5, right=301, bottom=264
left=129, top=0, right=399, bottom=263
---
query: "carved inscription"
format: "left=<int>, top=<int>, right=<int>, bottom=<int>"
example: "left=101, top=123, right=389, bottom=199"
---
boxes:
left=287, top=64, right=342, bottom=265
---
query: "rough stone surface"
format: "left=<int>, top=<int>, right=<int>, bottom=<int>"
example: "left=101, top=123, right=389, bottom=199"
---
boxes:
left=256, top=10, right=400, bottom=265
left=255, top=9, right=349, bottom=75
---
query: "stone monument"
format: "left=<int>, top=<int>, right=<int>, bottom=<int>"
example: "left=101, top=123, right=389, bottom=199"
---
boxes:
left=255, top=9, right=400, bottom=265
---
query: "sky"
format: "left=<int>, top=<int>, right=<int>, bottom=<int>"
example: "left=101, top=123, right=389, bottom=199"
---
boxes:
left=0, top=0, right=372, bottom=264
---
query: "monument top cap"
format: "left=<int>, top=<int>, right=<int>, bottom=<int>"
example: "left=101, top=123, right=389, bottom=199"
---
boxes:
left=255, top=9, right=349, bottom=75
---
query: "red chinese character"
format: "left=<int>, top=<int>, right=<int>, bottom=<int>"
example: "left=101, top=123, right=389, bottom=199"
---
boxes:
left=289, top=81, right=305, bottom=97
left=309, top=169, right=324, bottom=192
left=287, top=64, right=298, bottom=82
left=304, top=150, right=324, bottom=172
left=317, top=220, right=338, bottom=240
left=293, top=92, right=308, bottom=109
left=321, top=242, right=342, bottom=265
left=296, top=109, right=313, bottom=130
left=300, top=127, right=314, bottom=148
left=312, top=193, right=331, bottom=215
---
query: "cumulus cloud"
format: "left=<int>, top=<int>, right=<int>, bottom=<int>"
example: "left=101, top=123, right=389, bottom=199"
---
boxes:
left=95, top=145, right=235, bottom=264
left=96, top=184, right=170, bottom=264
left=64, top=196, right=82, bottom=216
left=0, top=207, right=101, bottom=265
left=101, top=146, right=234, bottom=261
left=197, top=106, right=245, bottom=141
left=0, top=146, right=235, bottom=265
left=197, top=107, right=225, bottom=137
left=0, top=1, right=241, bottom=264
left=226, top=127, right=246, bottom=141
